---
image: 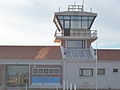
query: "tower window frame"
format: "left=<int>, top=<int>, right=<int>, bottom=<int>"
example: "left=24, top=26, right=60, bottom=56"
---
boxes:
left=67, top=40, right=85, bottom=49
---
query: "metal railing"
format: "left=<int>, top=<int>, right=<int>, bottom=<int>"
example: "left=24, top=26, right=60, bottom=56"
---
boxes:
left=55, top=29, right=97, bottom=38
left=64, top=48, right=96, bottom=60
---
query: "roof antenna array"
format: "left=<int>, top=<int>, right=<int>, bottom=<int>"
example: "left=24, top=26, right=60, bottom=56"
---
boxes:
left=68, top=0, right=84, bottom=11
left=90, top=8, right=92, bottom=12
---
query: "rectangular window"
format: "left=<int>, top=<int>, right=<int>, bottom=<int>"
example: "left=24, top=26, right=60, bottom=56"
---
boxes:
left=97, top=68, right=105, bottom=75
left=79, top=68, right=93, bottom=76
left=49, top=69, right=54, bottom=74
left=6, top=65, right=29, bottom=86
left=32, top=68, right=60, bottom=75
left=113, top=69, right=118, bottom=72
left=44, top=69, right=49, bottom=74
left=65, top=20, right=70, bottom=28
left=32, top=68, right=39, bottom=75
left=71, top=20, right=81, bottom=29
left=39, top=69, right=43, bottom=74
left=67, top=40, right=85, bottom=48
left=55, top=69, right=60, bottom=74
left=64, top=16, right=70, bottom=19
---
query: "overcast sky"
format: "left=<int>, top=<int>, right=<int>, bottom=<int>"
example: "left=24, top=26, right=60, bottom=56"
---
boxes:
left=0, top=0, right=120, bottom=49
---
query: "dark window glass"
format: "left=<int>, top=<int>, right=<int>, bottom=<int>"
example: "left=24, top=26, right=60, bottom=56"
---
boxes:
left=97, top=68, right=105, bottom=75
left=55, top=69, right=60, bottom=74
left=44, top=69, right=49, bottom=74
left=49, top=69, right=54, bottom=74
left=39, top=69, right=43, bottom=74
left=79, top=68, right=93, bottom=76
left=113, top=69, right=118, bottom=72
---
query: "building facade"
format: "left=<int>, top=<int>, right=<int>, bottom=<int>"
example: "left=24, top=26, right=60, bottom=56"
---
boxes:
left=0, top=4, right=120, bottom=90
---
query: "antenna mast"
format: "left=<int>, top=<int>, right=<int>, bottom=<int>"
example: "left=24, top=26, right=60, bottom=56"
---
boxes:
left=82, top=0, right=85, bottom=11
left=58, top=6, right=60, bottom=12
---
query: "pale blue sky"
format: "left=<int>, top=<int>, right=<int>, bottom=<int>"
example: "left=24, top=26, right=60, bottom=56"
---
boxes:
left=0, top=0, right=120, bottom=49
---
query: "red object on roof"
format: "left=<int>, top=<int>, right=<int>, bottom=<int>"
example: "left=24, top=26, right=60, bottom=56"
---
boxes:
left=97, top=49, right=120, bottom=61
left=0, top=46, right=62, bottom=60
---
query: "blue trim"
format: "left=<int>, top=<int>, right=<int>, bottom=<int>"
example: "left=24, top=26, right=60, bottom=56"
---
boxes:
left=32, top=77, right=60, bottom=84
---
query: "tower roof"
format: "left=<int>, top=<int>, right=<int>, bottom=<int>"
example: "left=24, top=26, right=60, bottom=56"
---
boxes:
left=55, top=11, right=97, bottom=17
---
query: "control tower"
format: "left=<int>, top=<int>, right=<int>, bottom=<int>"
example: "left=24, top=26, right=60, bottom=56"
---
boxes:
left=53, top=5, right=97, bottom=60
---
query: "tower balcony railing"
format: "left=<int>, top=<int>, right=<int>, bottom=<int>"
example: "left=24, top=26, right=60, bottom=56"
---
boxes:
left=54, top=29, right=97, bottom=38
left=63, top=48, right=96, bottom=60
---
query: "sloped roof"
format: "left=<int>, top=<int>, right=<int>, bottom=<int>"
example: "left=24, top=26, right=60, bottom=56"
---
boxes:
left=0, top=46, right=119, bottom=61
left=97, top=49, right=120, bottom=61
left=0, top=46, right=62, bottom=60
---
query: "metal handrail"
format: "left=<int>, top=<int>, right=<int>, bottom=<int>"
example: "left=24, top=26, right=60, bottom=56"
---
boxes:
left=64, top=48, right=96, bottom=59
left=55, top=29, right=97, bottom=37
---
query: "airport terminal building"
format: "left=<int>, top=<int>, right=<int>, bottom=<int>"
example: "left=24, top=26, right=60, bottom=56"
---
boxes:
left=0, top=5, right=120, bottom=90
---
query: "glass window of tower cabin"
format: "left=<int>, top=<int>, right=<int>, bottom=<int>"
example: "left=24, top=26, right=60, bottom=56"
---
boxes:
left=64, top=16, right=70, bottom=29
left=81, top=16, right=88, bottom=29
left=71, top=16, right=81, bottom=29
left=67, top=40, right=85, bottom=48
left=88, top=16, right=94, bottom=29
left=58, top=16, right=64, bottom=29
left=65, top=20, right=70, bottom=28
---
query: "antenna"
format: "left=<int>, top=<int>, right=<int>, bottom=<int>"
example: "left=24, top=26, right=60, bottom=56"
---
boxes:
left=74, top=2, right=76, bottom=11
left=59, top=6, right=60, bottom=12
left=82, top=0, right=85, bottom=11
left=90, top=8, right=92, bottom=12
left=74, top=1, right=76, bottom=5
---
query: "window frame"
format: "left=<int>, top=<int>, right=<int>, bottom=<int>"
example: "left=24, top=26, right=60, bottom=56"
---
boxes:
left=97, top=68, right=105, bottom=75
left=67, top=40, right=85, bottom=49
left=79, top=68, right=93, bottom=77
left=113, top=68, right=118, bottom=72
left=32, top=68, right=60, bottom=75
left=57, top=15, right=95, bottom=30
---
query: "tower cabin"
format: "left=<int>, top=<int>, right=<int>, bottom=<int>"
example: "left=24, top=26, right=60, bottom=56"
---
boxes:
left=53, top=5, right=97, bottom=60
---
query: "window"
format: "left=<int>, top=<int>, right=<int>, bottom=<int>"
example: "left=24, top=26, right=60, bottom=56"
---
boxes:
left=71, top=20, right=81, bottom=29
left=56, top=15, right=95, bottom=29
left=113, top=69, right=118, bottom=72
left=32, top=68, right=60, bottom=75
left=65, top=20, right=70, bottom=28
left=79, top=68, right=93, bottom=76
left=39, top=69, right=43, bottom=74
left=97, top=68, right=105, bottom=75
left=67, top=40, right=85, bottom=48
left=33, top=68, right=39, bottom=75
left=44, top=69, right=49, bottom=74
left=55, top=69, right=60, bottom=74
left=6, top=65, right=29, bottom=86
left=64, top=16, right=70, bottom=19
left=49, top=69, right=54, bottom=74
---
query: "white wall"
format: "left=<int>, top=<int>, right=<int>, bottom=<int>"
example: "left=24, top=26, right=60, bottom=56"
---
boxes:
left=64, top=60, right=120, bottom=89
